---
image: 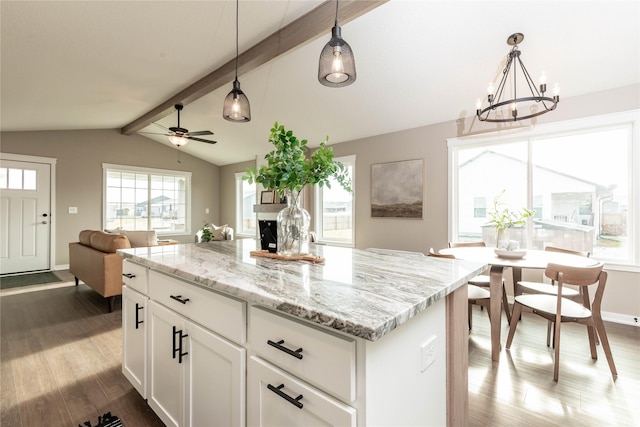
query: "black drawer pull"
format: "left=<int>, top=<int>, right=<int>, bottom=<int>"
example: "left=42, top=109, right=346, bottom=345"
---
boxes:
left=135, top=303, right=144, bottom=329
left=267, top=339, right=303, bottom=360
left=122, top=273, right=136, bottom=279
left=267, top=384, right=303, bottom=409
left=170, top=294, right=190, bottom=304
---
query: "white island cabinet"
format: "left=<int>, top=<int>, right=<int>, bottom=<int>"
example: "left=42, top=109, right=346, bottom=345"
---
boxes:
left=119, top=240, right=486, bottom=427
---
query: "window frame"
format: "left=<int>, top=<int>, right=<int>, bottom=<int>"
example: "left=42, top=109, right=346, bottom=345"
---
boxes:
left=102, top=163, right=192, bottom=236
left=314, top=155, right=356, bottom=247
left=235, top=172, right=257, bottom=238
left=447, top=110, right=639, bottom=272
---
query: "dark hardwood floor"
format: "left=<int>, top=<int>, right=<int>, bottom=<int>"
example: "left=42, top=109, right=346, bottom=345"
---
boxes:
left=1, top=272, right=638, bottom=426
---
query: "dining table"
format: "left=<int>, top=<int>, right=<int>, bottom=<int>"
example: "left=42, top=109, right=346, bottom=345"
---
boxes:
left=440, top=246, right=599, bottom=361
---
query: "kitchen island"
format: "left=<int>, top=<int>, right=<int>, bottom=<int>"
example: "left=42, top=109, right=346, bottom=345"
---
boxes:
left=119, top=240, right=486, bottom=427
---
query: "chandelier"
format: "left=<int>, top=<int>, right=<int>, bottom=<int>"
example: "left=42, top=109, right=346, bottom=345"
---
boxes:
left=318, top=0, right=356, bottom=87
left=476, top=33, right=559, bottom=123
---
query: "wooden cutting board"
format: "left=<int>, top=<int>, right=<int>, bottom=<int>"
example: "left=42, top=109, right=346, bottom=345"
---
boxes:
left=249, top=250, right=325, bottom=264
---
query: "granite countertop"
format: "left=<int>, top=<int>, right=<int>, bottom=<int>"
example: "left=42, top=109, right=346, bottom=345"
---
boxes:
left=118, top=240, right=486, bottom=341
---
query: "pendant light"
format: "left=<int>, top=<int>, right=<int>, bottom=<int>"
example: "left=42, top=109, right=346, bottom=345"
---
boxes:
left=223, top=0, right=251, bottom=122
left=318, top=0, right=356, bottom=87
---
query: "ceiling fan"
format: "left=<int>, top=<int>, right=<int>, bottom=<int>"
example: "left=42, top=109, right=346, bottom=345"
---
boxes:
left=140, top=103, right=217, bottom=147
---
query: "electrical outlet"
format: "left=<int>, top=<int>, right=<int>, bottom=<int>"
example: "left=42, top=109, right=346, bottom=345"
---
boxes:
left=205, top=208, right=209, bottom=214
left=420, top=335, right=437, bottom=372
left=68, top=207, right=77, bottom=214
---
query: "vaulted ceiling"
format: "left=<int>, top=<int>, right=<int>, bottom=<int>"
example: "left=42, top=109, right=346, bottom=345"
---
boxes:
left=2, top=1, right=638, bottom=165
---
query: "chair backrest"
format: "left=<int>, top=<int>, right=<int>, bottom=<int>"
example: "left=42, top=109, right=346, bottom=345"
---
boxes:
left=545, top=262, right=604, bottom=287
left=449, top=241, right=486, bottom=248
left=428, top=248, right=455, bottom=259
left=545, top=245, right=590, bottom=258
left=365, top=248, right=424, bottom=257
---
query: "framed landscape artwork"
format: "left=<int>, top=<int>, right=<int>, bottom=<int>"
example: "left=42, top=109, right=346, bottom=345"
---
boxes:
left=371, top=159, right=423, bottom=218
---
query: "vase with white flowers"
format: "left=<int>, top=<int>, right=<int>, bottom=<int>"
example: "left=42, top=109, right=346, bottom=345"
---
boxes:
left=244, top=122, right=351, bottom=256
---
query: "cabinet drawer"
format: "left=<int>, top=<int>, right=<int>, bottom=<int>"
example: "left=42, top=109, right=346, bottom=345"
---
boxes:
left=149, top=270, right=246, bottom=344
left=249, top=306, right=356, bottom=402
left=248, top=356, right=356, bottom=427
left=122, top=261, right=148, bottom=294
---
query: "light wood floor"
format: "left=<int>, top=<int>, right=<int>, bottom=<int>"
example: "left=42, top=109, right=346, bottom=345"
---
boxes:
left=468, top=305, right=640, bottom=426
left=1, top=272, right=638, bottom=426
left=0, top=271, right=163, bottom=427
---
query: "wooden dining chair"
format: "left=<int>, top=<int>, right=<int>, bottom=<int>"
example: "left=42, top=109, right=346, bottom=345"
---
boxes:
left=517, top=246, right=592, bottom=346
left=429, top=248, right=490, bottom=330
left=448, top=241, right=511, bottom=323
left=506, top=262, right=617, bottom=381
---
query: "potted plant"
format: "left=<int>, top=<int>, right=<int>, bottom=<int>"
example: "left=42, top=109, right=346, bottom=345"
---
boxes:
left=244, top=122, right=351, bottom=256
left=486, top=190, right=534, bottom=248
left=200, top=225, right=213, bottom=242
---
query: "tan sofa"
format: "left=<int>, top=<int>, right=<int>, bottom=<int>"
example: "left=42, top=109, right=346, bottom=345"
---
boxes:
left=69, top=230, right=133, bottom=312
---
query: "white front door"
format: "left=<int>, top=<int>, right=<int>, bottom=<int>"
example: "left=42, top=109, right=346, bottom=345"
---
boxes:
left=0, top=159, right=52, bottom=274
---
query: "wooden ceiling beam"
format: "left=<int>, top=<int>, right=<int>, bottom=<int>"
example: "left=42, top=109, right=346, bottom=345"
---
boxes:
left=121, top=0, right=388, bottom=135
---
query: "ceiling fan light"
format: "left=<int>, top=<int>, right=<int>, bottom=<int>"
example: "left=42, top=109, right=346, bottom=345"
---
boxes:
left=168, top=135, right=188, bottom=147
left=223, top=79, right=251, bottom=122
left=319, top=25, right=356, bottom=87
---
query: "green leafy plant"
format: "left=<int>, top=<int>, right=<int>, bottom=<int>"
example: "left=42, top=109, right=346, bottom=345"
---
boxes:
left=200, top=225, right=213, bottom=242
left=486, top=189, right=535, bottom=231
left=243, top=122, right=352, bottom=197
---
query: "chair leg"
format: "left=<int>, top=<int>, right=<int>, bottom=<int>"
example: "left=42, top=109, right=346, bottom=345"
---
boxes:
left=593, top=316, right=618, bottom=377
left=107, top=296, right=115, bottom=313
left=75, top=277, right=79, bottom=286
left=506, top=302, right=523, bottom=349
left=546, top=320, right=552, bottom=347
left=468, top=303, right=472, bottom=330
left=553, top=317, right=562, bottom=382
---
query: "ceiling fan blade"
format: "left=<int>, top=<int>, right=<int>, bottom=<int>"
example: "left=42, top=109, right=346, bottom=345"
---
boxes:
left=187, top=136, right=217, bottom=144
left=188, top=130, right=214, bottom=136
left=139, top=131, right=170, bottom=136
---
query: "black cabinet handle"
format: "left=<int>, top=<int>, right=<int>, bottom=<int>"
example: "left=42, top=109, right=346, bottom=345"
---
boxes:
left=135, top=303, right=144, bottom=329
left=170, top=295, right=190, bottom=304
left=267, top=384, right=303, bottom=409
left=172, top=325, right=188, bottom=364
left=267, top=339, right=303, bottom=360
left=122, top=273, right=136, bottom=279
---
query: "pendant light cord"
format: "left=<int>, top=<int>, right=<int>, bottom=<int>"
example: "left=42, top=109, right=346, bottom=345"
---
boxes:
left=234, top=0, right=239, bottom=80
left=334, top=0, right=339, bottom=26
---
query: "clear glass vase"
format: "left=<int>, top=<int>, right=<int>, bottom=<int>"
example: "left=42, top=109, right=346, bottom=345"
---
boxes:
left=276, top=190, right=310, bottom=256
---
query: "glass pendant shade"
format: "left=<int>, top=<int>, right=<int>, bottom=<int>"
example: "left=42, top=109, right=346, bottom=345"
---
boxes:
left=168, top=135, right=188, bottom=147
left=223, top=79, right=251, bottom=122
left=318, top=25, right=356, bottom=87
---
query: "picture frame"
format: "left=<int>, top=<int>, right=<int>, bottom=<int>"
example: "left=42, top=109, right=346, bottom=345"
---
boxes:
left=260, top=190, right=276, bottom=204
left=371, top=158, right=423, bottom=219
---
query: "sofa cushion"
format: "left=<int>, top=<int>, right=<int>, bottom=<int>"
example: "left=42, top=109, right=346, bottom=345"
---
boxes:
left=89, top=231, right=131, bottom=253
left=120, top=229, right=158, bottom=247
left=79, top=230, right=98, bottom=246
left=211, top=224, right=229, bottom=241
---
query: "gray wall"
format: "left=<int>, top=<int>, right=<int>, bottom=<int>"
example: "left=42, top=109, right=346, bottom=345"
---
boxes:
left=1, top=129, right=219, bottom=266
left=219, top=84, right=640, bottom=320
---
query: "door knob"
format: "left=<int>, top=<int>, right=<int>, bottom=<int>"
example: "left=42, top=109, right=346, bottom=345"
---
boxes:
left=41, top=221, right=48, bottom=224
left=42, top=213, right=48, bottom=217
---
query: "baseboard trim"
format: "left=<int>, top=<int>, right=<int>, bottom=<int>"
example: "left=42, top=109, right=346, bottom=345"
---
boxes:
left=54, top=264, right=70, bottom=271
left=602, top=311, right=640, bottom=327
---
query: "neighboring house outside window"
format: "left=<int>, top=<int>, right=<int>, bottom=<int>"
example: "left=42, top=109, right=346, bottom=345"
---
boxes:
left=314, top=155, right=355, bottom=247
left=235, top=172, right=257, bottom=238
left=103, top=164, right=191, bottom=235
left=448, top=110, right=638, bottom=267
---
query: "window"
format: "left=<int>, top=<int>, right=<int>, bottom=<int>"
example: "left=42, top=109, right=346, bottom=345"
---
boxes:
left=235, top=172, right=257, bottom=237
left=473, top=197, right=486, bottom=218
left=0, top=167, right=37, bottom=190
left=448, top=110, right=639, bottom=267
left=314, top=155, right=355, bottom=246
left=103, top=164, right=191, bottom=235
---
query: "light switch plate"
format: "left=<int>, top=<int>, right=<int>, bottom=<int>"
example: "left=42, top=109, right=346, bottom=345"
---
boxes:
left=68, top=207, right=78, bottom=214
